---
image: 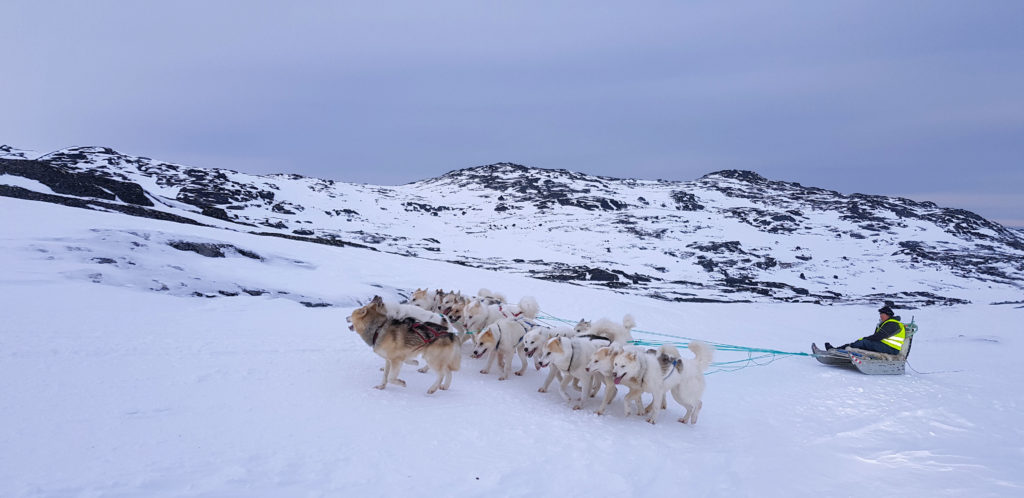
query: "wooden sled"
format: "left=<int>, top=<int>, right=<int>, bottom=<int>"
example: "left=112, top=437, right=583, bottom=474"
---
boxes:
left=811, top=320, right=917, bottom=375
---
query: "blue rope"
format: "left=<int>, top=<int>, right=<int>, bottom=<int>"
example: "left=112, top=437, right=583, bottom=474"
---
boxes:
left=536, top=311, right=811, bottom=375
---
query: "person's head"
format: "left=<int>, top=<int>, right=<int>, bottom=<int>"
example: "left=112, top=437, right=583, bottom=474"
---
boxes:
left=878, top=305, right=894, bottom=319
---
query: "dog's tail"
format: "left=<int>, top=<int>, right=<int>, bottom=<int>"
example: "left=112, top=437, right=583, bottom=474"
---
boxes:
left=448, top=334, right=462, bottom=371
left=621, top=314, right=636, bottom=332
left=621, top=314, right=636, bottom=343
left=657, top=343, right=682, bottom=359
left=688, top=341, right=714, bottom=372
left=518, top=296, right=539, bottom=319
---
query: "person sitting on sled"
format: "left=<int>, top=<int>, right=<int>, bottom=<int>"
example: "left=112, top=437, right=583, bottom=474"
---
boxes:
left=825, top=305, right=906, bottom=355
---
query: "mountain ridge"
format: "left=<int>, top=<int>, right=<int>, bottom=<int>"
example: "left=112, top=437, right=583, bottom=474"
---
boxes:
left=2, top=144, right=1022, bottom=307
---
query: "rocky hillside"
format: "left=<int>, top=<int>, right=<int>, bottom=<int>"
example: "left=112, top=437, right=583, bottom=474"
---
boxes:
left=2, top=145, right=1022, bottom=306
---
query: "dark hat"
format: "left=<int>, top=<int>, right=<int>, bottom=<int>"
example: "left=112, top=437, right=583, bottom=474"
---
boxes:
left=878, top=305, right=894, bottom=316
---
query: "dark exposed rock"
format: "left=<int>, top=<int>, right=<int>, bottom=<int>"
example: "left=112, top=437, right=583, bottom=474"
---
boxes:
left=670, top=191, right=704, bottom=211
left=0, top=184, right=206, bottom=226
left=1, top=159, right=152, bottom=206
left=167, top=241, right=262, bottom=260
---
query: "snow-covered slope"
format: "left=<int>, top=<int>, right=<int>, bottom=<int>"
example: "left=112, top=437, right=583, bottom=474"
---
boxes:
left=1, top=195, right=1022, bottom=496
left=2, top=145, right=1022, bottom=307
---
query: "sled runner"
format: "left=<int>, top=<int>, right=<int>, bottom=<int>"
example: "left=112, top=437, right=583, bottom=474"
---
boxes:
left=811, top=320, right=917, bottom=375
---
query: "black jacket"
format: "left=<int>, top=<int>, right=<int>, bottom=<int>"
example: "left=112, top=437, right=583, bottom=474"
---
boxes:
left=862, top=315, right=903, bottom=342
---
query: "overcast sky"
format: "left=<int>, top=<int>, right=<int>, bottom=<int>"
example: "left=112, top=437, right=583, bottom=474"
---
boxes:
left=3, top=1, right=1023, bottom=226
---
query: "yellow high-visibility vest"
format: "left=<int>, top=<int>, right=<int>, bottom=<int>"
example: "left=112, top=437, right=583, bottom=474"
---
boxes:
left=877, top=319, right=906, bottom=351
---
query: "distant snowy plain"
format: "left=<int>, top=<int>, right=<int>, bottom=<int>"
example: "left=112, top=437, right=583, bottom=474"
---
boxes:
left=2, top=197, right=1022, bottom=497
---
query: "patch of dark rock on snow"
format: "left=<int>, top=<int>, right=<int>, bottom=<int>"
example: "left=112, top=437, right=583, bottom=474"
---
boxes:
left=670, top=191, right=705, bottom=211
left=167, top=241, right=262, bottom=260
left=301, top=301, right=332, bottom=308
left=252, top=232, right=377, bottom=251
left=403, top=202, right=452, bottom=216
left=1, top=158, right=153, bottom=206
left=0, top=185, right=207, bottom=226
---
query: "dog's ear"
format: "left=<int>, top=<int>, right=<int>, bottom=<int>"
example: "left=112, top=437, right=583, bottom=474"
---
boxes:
left=371, top=295, right=383, bottom=304
left=626, top=352, right=637, bottom=361
left=547, top=338, right=563, bottom=353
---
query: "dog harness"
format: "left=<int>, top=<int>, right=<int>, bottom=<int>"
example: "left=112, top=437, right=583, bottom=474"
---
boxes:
left=565, top=339, right=578, bottom=372
left=411, top=322, right=449, bottom=347
left=498, top=305, right=522, bottom=318
left=492, top=322, right=526, bottom=349
left=663, top=358, right=680, bottom=381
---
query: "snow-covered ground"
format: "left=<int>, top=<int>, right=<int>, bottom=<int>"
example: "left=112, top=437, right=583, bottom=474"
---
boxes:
left=2, top=196, right=1023, bottom=496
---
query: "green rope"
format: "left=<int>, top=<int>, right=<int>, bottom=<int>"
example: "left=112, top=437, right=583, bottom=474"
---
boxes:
left=535, top=311, right=812, bottom=375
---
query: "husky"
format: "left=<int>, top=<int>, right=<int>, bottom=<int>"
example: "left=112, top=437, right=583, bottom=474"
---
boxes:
left=409, top=288, right=444, bottom=312
left=523, top=325, right=575, bottom=393
left=575, top=314, right=636, bottom=345
left=475, top=288, right=507, bottom=305
left=537, top=335, right=611, bottom=410
left=384, top=300, right=451, bottom=329
left=463, top=295, right=539, bottom=336
left=436, top=291, right=471, bottom=341
left=670, top=341, right=714, bottom=425
left=347, top=296, right=461, bottom=394
left=382, top=300, right=455, bottom=372
left=470, top=317, right=534, bottom=380
left=522, top=325, right=576, bottom=358
left=585, top=344, right=651, bottom=416
left=612, top=342, right=713, bottom=424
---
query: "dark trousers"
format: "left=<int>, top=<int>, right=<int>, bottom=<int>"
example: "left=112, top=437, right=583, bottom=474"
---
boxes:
left=848, top=339, right=899, bottom=355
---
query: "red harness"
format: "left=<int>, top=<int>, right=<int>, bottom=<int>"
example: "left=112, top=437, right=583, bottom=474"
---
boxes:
left=411, top=322, right=449, bottom=346
left=498, top=305, right=522, bottom=318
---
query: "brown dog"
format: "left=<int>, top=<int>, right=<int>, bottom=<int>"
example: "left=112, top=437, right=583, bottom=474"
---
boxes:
left=348, top=296, right=461, bottom=394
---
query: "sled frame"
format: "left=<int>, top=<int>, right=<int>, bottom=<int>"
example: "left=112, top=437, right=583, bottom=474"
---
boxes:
left=813, top=320, right=917, bottom=375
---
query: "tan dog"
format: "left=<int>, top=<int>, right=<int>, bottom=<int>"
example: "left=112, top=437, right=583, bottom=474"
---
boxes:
left=410, top=288, right=444, bottom=312
left=470, top=318, right=532, bottom=380
left=347, top=296, right=461, bottom=394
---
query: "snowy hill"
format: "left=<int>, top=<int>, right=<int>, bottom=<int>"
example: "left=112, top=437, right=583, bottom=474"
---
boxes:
left=2, top=194, right=1023, bottom=496
left=2, top=145, right=1022, bottom=308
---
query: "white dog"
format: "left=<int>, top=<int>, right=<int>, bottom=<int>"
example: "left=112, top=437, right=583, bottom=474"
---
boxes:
left=576, top=314, right=636, bottom=345
left=537, top=335, right=611, bottom=410
left=669, top=341, right=714, bottom=424
left=523, top=325, right=575, bottom=392
left=470, top=317, right=534, bottom=380
left=612, top=342, right=713, bottom=424
left=463, top=295, right=538, bottom=335
left=585, top=344, right=652, bottom=415
left=409, top=288, right=444, bottom=312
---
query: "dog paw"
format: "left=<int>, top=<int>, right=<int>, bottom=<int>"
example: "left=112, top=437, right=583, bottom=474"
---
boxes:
left=480, top=369, right=489, bottom=374
left=393, top=379, right=406, bottom=387
left=498, top=376, right=507, bottom=381
left=374, top=384, right=386, bottom=390
left=595, top=409, right=605, bottom=416
left=515, top=371, right=524, bottom=376
left=427, top=387, right=438, bottom=394
left=538, top=388, right=547, bottom=393
left=646, top=417, right=657, bottom=425
left=572, top=404, right=583, bottom=411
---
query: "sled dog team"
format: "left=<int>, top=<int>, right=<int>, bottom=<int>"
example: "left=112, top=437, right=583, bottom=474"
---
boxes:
left=346, top=288, right=713, bottom=425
